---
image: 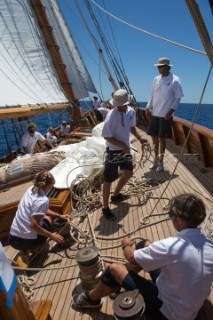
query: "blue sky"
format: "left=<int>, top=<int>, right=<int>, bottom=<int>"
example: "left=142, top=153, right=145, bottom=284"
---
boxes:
left=58, top=0, right=213, bottom=104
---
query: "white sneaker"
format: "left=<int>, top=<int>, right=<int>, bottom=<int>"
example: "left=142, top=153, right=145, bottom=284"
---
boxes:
left=156, top=163, right=164, bottom=172
left=149, top=159, right=159, bottom=170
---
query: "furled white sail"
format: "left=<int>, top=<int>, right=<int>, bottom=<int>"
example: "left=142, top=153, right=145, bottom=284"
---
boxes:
left=0, top=0, right=96, bottom=107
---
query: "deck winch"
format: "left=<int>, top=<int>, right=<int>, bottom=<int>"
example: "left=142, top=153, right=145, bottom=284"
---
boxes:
left=75, top=246, right=103, bottom=290
left=113, top=289, right=146, bottom=320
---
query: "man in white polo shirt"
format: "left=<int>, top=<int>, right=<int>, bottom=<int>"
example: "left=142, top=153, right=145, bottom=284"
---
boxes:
left=21, top=123, right=54, bottom=154
left=73, top=193, right=213, bottom=320
left=146, top=58, right=184, bottom=172
left=100, top=89, right=146, bottom=220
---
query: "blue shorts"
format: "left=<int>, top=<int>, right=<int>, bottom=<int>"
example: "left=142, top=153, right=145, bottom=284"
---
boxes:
left=103, top=149, right=133, bottom=183
left=147, top=116, right=172, bottom=138
left=9, top=218, right=51, bottom=251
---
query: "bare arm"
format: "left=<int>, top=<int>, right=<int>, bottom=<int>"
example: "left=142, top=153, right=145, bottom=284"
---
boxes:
left=44, top=138, right=54, bottom=149
left=22, top=146, right=28, bottom=154
left=104, top=137, right=130, bottom=154
left=46, top=209, right=71, bottom=221
left=30, top=215, right=64, bottom=243
left=121, top=237, right=138, bottom=266
left=130, top=127, right=147, bottom=145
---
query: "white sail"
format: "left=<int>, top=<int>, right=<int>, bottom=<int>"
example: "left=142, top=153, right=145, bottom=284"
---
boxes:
left=0, top=0, right=96, bottom=107
left=47, top=0, right=97, bottom=98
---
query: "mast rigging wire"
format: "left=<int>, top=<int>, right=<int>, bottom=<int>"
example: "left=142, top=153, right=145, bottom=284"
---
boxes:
left=89, top=0, right=207, bottom=56
left=83, top=0, right=136, bottom=97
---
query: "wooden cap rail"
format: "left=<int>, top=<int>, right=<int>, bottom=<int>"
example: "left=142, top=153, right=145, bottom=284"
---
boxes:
left=137, top=108, right=213, bottom=168
left=0, top=286, right=52, bottom=320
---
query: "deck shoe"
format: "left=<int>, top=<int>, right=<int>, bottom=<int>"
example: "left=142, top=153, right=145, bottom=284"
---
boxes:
left=156, top=163, right=164, bottom=172
left=16, top=254, right=29, bottom=268
left=102, top=207, right=116, bottom=220
left=72, top=291, right=103, bottom=309
left=149, top=159, right=159, bottom=170
left=111, top=193, right=130, bottom=203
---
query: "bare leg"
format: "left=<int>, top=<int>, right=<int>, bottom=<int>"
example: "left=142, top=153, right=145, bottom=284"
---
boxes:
left=89, top=280, right=116, bottom=300
left=112, top=170, right=133, bottom=197
left=102, top=181, right=111, bottom=208
left=152, top=136, right=159, bottom=159
left=89, top=263, right=128, bottom=301
left=159, top=138, right=166, bottom=163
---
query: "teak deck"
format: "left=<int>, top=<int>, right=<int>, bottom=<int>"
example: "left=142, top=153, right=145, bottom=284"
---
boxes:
left=1, top=129, right=213, bottom=320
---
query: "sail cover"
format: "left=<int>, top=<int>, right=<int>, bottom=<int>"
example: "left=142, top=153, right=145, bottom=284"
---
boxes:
left=0, top=0, right=96, bottom=107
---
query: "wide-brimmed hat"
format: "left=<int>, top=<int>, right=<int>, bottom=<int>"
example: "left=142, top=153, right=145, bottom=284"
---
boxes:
left=26, top=123, right=36, bottom=130
left=154, top=57, right=173, bottom=67
left=109, top=89, right=130, bottom=107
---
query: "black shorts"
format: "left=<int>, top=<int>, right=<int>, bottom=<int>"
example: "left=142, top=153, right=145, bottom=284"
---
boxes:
left=95, top=109, right=104, bottom=122
left=103, top=149, right=133, bottom=183
left=147, top=116, right=172, bottom=138
left=9, top=218, right=51, bottom=251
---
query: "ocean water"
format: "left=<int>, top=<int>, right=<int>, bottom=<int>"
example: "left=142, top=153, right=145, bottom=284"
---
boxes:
left=0, top=102, right=212, bottom=159
left=139, top=102, right=213, bottom=129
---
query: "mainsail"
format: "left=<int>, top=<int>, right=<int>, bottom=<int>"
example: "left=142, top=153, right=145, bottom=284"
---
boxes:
left=0, top=0, right=97, bottom=107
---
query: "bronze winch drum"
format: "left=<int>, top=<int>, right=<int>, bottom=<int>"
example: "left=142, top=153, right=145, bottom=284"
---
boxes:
left=113, top=289, right=146, bottom=320
left=75, top=246, right=103, bottom=290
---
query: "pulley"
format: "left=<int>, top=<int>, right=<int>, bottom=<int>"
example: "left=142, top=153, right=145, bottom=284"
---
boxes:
left=113, top=289, right=146, bottom=320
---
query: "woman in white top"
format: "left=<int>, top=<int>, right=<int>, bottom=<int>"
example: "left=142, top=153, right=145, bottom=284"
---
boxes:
left=9, top=171, right=69, bottom=251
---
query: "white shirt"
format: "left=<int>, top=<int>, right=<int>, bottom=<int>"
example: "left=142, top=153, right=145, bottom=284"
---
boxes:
left=134, top=228, right=213, bottom=320
left=102, top=106, right=136, bottom=150
left=10, top=187, right=49, bottom=240
left=60, top=124, right=70, bottom=136
left=146, top=73, right=184, bottom=117
left=93, top=100, right=100, bottom=110
left=46, top=131, right=57, bottom=143
left=97, top=107, right=110, bottom=117
left=21, top=131, right=45, bottom=154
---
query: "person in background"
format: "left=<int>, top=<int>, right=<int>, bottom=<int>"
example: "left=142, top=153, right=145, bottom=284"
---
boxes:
left=21, top=123, right=54, bottom=154
left=146, top=57, right=184, bottom=172
left=72, top=193, right=213, bottom=320
left=92, top=96, right=100, bottom=111
left=9, top=171, right=70, bottom=259
left=46, top=127, right=58, bottom=146
left=93, top=96, right=102, bottom=122
left=96, top=103, right=110, bottom=122
left=101, top=89, right=147, bottom=220
left=119, top=81, right=125, bottom=89
left=60, top=121, right=70, bottom=138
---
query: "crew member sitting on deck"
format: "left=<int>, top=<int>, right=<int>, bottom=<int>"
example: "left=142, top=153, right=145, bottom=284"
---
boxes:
left=9, top=171, right=70, bottom=264
left=46, top=127, right=58, bottom=146
left=60, top=121, right=70, bottom=138
left=21, top=123, right=54, bottom=154
left=72, top=193, right=213, bottom=320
